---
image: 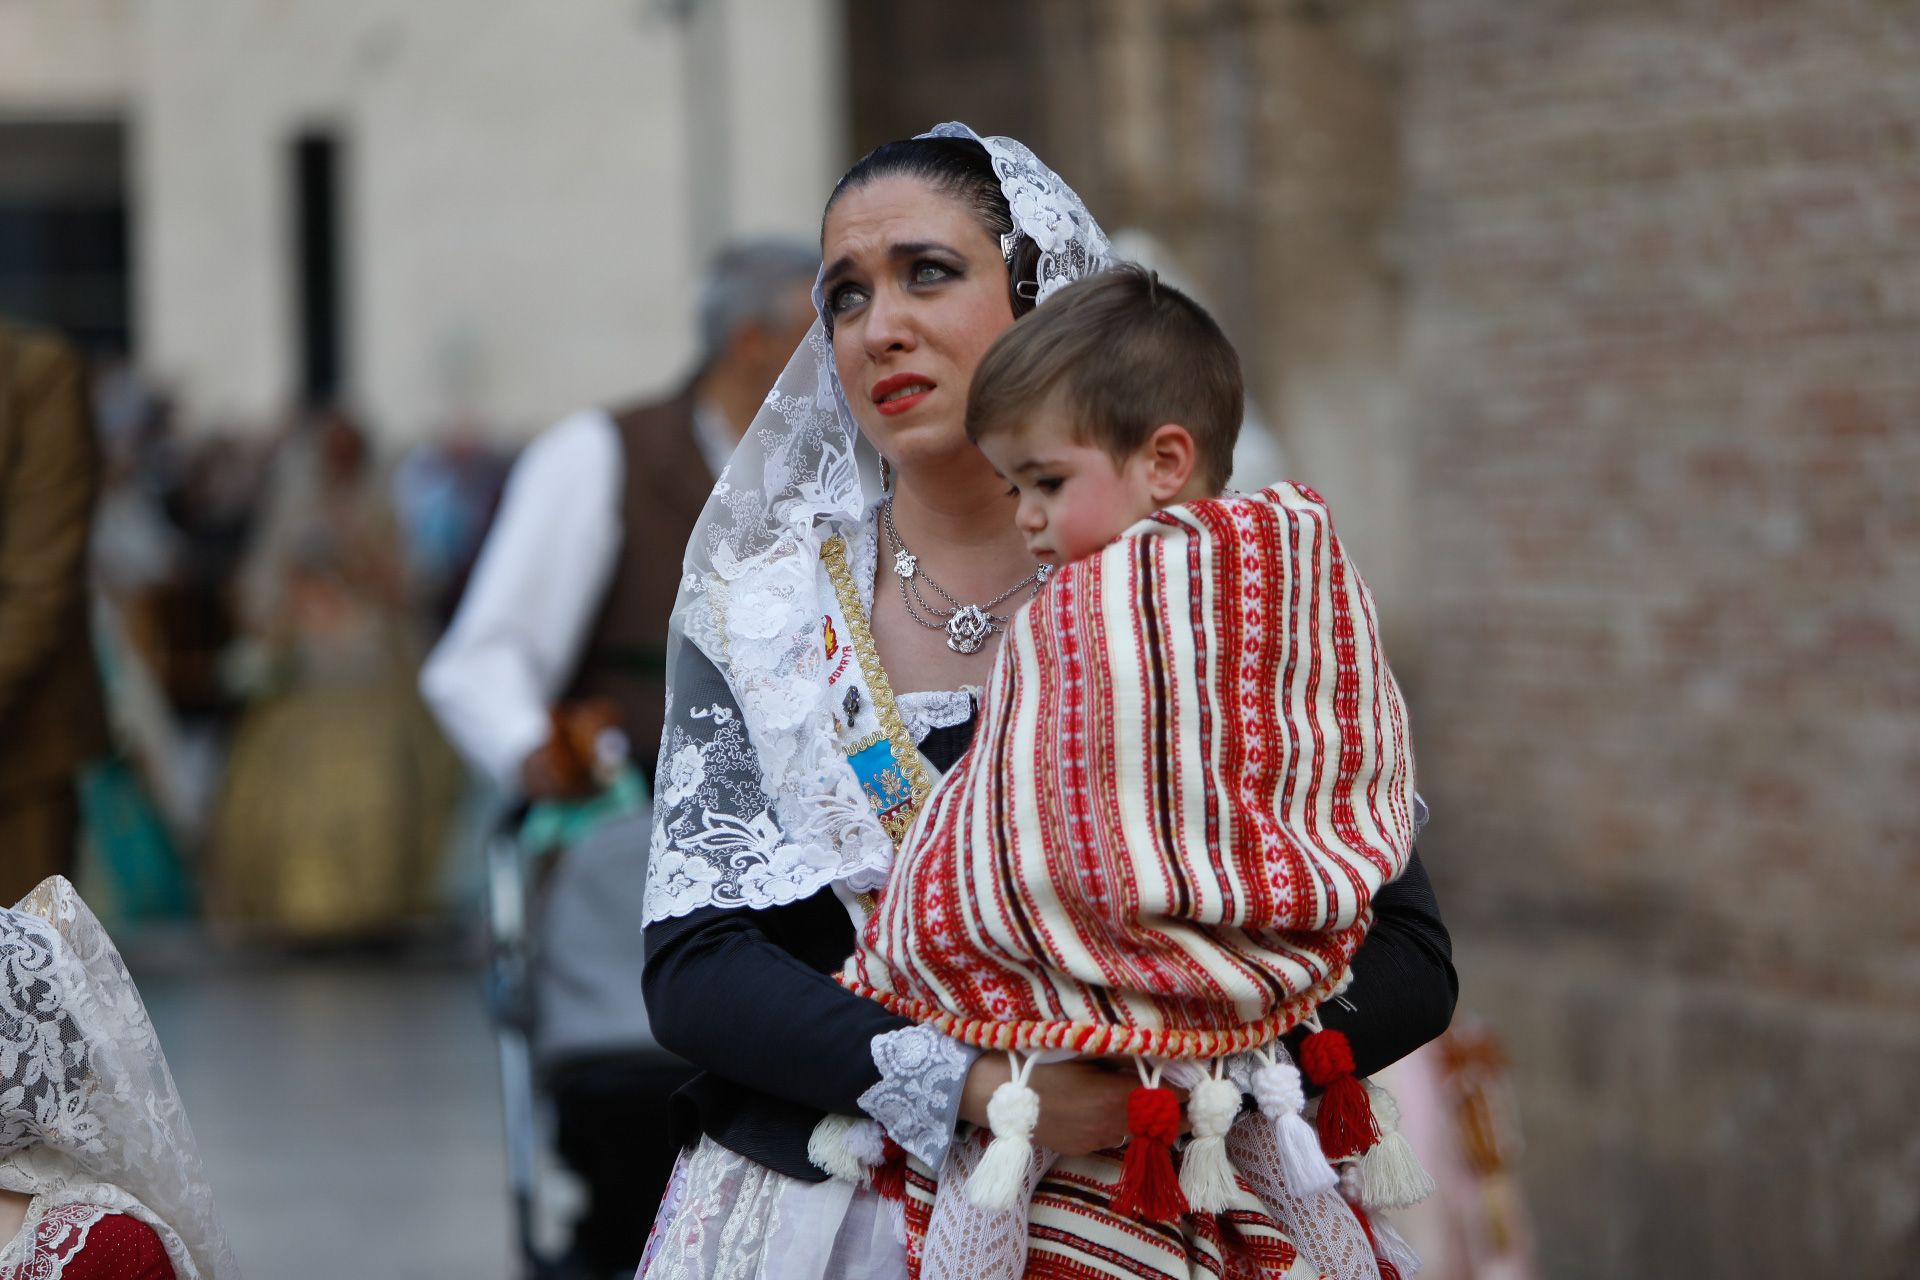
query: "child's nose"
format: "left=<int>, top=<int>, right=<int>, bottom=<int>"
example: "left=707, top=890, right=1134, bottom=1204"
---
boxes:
left=1016, top=498, right=1045, bottom=532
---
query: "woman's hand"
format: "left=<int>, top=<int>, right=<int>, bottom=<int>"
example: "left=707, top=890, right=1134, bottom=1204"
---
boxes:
left=960, top=1056, right=1142, bottom=1157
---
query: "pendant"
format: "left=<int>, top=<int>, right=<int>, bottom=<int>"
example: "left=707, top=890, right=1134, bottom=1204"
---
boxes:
left=946, top=605, right=992, bottom=654
left=893, top=548, right=918, bottom=579
left=1036, top=563, right=1052, bottom=583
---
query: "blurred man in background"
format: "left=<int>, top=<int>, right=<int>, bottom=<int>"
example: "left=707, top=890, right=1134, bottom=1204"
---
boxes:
left=0, top=319, right=109, bottom=904
left=421, top=239, right=817, bottom=1279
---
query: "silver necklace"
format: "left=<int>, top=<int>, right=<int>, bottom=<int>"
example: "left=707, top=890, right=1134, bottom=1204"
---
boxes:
left=881, top=499, right=1049, bottom=654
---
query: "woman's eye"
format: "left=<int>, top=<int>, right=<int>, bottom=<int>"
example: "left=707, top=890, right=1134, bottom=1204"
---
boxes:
left=826, top=284, right=867, bottom=315
left=911, top=261, right=953, bottom=286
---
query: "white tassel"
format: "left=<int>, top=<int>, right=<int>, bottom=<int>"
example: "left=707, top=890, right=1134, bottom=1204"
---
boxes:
left=807, top=1113, right=879, bottom=1184
left=1358, top=1082, right=1435, bottom=1210
left=1371, top=1214, right=1424, bottom=1277
left=965, top=1052, right=1040, bottom=1211
left=843, top=1116, right=888, bottom=1169
left=1179, top=1065, right=1244, bottom=1212
left=1250, top=1047, right=1340, bottom=1194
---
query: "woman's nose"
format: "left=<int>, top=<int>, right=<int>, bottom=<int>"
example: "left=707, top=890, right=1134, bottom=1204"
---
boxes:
left=862, top=285, right=918, bottom=357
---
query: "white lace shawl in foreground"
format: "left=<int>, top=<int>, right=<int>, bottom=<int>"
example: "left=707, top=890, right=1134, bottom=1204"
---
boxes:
left=0, top=878, right=239, bottom=1280
left=643, top=122, right=1111, bottom=925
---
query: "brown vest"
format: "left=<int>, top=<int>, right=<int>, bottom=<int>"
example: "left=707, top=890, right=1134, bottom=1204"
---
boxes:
left=562, top=387, right=710, bottom=775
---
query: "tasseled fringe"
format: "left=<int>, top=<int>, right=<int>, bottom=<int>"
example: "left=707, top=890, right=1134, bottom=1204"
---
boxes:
left=1178, top=1063, right=1242, bottom=1212
left=965, top=1051, right=1041, bottom=1211
left=1358, top=1081, right=1435, bottom=1210
left=844, top=1115, right=887, bottom=1168
left=1370, top=1212, right=1424, bottom=1278
left=1111, top=1062, right=1188, bottom=1221
left=807, top=1113, right=884, bottom=1185
left=871, top=1135, right=910, bottom=1202
left=1250, top=1046, right=1340, bottom=1195
left=1299, top=1024, right=1379, bottom=1160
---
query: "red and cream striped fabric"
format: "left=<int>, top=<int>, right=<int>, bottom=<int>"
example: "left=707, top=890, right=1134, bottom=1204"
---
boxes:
left=843, top=483, right=1417, bottom=1058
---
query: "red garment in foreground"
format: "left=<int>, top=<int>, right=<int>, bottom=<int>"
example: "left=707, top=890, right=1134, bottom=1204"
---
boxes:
left=2, top=1208, right=174, bottom=1280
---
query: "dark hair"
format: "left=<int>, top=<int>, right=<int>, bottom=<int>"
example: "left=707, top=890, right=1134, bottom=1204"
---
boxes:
left=822, top=137, right=1042, bottom=326
left=966, top=265, right=1243, bottom=493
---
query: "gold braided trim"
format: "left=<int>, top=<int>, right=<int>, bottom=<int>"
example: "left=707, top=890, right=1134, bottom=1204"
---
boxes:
left=821, top=534, right=934, bottom=848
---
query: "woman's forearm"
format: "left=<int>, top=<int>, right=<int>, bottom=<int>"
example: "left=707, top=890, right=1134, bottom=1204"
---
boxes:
left=1289, top=849, right=1458, bottom=1080
left=643, top=899, right=911, bottom=1116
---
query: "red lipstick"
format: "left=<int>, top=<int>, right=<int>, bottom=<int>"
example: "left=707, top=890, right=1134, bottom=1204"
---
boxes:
left=871, top=372, right=936, bottom=416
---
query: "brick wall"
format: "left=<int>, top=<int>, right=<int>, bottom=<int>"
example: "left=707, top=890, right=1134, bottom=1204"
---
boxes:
left=1402, top=1, right=1920, bottom=1272
left=850, top=0, right=1920, bottom=1270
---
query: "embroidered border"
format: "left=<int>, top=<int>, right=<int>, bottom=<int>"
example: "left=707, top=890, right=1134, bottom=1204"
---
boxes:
left=821, top=534, right=934, bottom=845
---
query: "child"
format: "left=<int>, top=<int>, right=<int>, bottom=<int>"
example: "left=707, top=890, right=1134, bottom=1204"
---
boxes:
left=837, top=266, right=1429, bottom=1279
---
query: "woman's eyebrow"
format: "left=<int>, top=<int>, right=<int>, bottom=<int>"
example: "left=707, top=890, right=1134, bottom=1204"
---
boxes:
left=890, top=240, right=958, bottom=260
left=821, top=240, right=963, bottom=285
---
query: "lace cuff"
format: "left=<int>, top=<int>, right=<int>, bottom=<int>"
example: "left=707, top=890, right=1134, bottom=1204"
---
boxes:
left=858, top=1025, right=980, bottom=1169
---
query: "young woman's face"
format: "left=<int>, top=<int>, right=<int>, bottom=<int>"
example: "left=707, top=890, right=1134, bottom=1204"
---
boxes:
left=820, top=176, right=1016, bottom=469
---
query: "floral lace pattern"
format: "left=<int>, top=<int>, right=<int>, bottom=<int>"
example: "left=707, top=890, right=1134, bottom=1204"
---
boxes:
left=0, top=879, right=236, bottom=1280
left=923, top=123, right=1112, bottom=306
left=0, top=1201, right=110, bottom=1280
left=856, top=1026, right=979, bottom=1170
left=647, top=513, right=902, bottom=922
left=895, top=691, right=975, bottom=745
left=646, top=121, right=1110, bottom=927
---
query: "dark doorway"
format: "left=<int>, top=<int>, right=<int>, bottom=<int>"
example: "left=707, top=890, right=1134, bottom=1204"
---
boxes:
left=291, top=130, right=346, bottom=405
left=0, top=119, right=131, bottom=355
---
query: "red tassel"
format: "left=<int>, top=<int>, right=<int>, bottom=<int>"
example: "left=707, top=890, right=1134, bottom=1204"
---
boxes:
left=871, top=1136, right=909, bottom=1202
left=1300, top=1028, right=1380, bottom=1160
left=1109, top=1085, right=1188, bottom=1221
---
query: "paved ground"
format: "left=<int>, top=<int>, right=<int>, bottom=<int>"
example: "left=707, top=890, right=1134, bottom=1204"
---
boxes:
left=136, top=945, right=523, bottom=1279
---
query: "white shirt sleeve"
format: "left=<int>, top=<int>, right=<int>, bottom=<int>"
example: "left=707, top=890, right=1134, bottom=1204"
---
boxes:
left=420, top=409, right=624, bottom=793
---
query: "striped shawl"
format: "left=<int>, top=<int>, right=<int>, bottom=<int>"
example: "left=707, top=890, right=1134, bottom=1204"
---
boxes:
left=842, top=483, right=1417, bottom=1058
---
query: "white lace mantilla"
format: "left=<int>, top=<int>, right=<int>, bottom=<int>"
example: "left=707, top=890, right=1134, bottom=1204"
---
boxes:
left=0, top=879, right=237, bottom=1280
left=644, top=121, right=1110, bottom=927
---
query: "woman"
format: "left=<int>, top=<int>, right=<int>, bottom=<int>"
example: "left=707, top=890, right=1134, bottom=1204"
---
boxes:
left=1, top=878, right=237, bottom=1279
left=640, top=124, right=1455, bottom=1279
left=208, top=409, right=461, bottom=939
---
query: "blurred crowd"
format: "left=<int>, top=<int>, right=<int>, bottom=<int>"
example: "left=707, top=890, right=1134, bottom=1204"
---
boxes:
left=66, top=352, right=513, bottom=938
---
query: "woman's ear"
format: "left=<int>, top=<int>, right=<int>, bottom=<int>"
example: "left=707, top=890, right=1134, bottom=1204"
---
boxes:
left=1142, top=423, right=1199, bottom=502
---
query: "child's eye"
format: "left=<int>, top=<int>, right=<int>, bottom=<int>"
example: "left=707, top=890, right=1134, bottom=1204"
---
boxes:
left=1003, top=483, right=1020, bottom=497
left=826, top=283, right=868, bottom=315
left=1035, top=477, right=1064, bottom=494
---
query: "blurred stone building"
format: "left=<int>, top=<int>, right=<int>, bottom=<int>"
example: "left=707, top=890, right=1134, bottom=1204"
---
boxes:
left=0, top=0, right=844, bottom=440
left=852, top=1, right=1918, bottom=1275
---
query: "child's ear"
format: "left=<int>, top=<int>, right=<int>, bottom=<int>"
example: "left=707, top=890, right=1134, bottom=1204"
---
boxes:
left=1143, top=423, right=1198, bottom=502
